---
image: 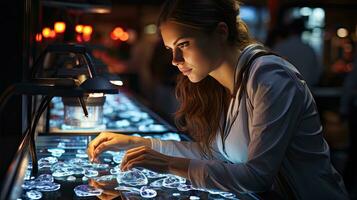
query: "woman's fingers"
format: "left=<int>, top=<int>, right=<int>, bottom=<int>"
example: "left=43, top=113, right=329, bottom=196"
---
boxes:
left=92, top=140, right=120, bottom=162
left=87, top=133, right=110, bottom=161
left=121, top=154, right=147, bottom=171
left=122, top=146, right=149, bottom=164
left=120, top=146, right=170, bottom=173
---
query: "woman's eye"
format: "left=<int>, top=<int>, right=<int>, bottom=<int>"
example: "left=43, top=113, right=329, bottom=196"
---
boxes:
left=178, top=41, right=189, bottom=49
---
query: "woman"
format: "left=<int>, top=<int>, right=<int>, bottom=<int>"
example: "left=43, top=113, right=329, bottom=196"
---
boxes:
left=87, top=0, right=348, bottom=199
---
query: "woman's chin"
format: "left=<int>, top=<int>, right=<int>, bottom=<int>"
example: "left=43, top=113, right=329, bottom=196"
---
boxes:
left=187, top=75, right=205, bottom=83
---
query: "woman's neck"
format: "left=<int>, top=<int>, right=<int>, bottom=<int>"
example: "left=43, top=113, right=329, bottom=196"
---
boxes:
left=209, top=47, right=240, bottom=95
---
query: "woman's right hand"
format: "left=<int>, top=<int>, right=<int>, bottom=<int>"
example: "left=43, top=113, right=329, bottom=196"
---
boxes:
left=87, top=132, right=150, bottom=162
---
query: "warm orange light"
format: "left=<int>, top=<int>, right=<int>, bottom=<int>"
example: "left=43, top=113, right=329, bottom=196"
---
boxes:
left=50, top=30, right=56, bottom=38
left=113, top=27, right=124, bottom=37
left=119, top=32, right=129, bottom=41
left=110, top=32, right=119, bottom=40
left=42, top=27, right=51, bottom=38
left=35, top=33, right=42, bottom=42
left=54, top=22, right=66, bottom=33
left=83, top=34, right=91, bottom=42
left=75, top=25, right=84, bottom=33
left=83, top=25, right=93, bottom=35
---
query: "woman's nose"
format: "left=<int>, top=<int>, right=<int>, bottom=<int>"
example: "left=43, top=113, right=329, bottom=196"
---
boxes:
left=172, top=49, right=184, bottom=67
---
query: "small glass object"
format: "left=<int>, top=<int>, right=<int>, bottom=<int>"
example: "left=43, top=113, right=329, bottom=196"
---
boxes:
left=62, top=96, right=106, bottom=130
left=149, top=178, right=165, bottom=188
left=67, top=176, right=76, bottom=181
left=140, top=168, right=166, bottom=179
left=162, top=175, right=186, bottom=188
left=117, top=168, right=148, bottom=186
left=38, top=157, right=58, bottom=169
left=36, top=174, right=54, bottom=183
left=83, top=168, right=99, bottom=177
left=26, top=190, right=42, bottom=199
left=74, top=184, right=103, bottom=197
left=140, top=186, right=157, bottom=198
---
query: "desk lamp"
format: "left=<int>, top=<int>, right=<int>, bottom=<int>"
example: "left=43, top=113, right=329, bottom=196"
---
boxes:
left=0, top=43, right=118, bottom=176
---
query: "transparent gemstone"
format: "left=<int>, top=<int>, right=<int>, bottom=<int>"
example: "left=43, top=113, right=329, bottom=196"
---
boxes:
left=117, top=168, right=148, bottom=186
left=47, top=148, right=65, bottom=154
left=22, top=179, right=60, bottom=192
left=26, top=190, right=42, bottom=199
left=68, top=158, right=90, bottom=166
left=51, top=152, right=63, bottom=157
left=140, top=186, right=157, bottom=198
left=114, top=185, right=140, bottom=193
left=68, top=167, right=85, bottom=175
left=177, top=184, right=194, bottom=191
left=94, top=175, right=117, bottom=182
left=75, top=153, right=88, bottom=158
left=38, top=157, right=58, bottom=168
left=22, top=180, right=37, bottom=190
left=189, top=196, right=200, bottom=200
left=115, top=119, right=130, bottom=127
left=24, top=169, right=31, bottom=180
left=77, top=149, right=86, bottom=154
left=172, top=193, right=180, bottom=197
left=82, top=176, right=88, bottom=182
left=91, top=163, right=109, bottom=169
left=162, top=175, right=185, bottom=188
left=112, top=151, right=125, bottom=164
left=74, top=184, right=103, bottom=197
left=36, top=182, right=61, bottom=192
left=149, top=178, right=165, bottom=188
left=206, top=189, right=223, bottom=194
left=219, top=192, right=236, bottom=199
left=67, top=176, right=76, bottom=181
left=103, top=158, right=112, bottom=163
left=36, top=174, right=54, bottom=183
left=57, top=142, right=66, bottom=148
left=140, top=169, right=166, bottom=179
left=84, top=168, right=99, bottom=177
left=50, top=162, right=70, bottom=172
left=110, top=166, right=121, bottom=175
left=52, top=169, right=74, bottom=178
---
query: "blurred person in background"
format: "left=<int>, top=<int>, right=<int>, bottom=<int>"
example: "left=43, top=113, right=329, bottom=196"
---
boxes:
left=339, top=40, right=357, bottom=198
left=273, top=18, right=321, bottom=87
left=88, top=0, right=348, bottom=199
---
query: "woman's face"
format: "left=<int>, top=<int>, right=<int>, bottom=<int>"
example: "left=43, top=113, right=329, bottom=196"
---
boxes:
left=160, top=21, right=224, bottom=83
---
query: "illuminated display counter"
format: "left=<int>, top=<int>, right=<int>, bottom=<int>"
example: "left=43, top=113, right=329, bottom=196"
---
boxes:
left=2, top=92, right=262, bottom=200
left=8, top=134, right=259, bottom=200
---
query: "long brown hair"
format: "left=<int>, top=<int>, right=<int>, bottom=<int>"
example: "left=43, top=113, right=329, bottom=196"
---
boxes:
left=158, top=0, right=254, bottom=157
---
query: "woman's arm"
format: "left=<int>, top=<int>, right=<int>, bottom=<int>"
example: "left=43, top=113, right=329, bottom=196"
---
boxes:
left=150, top=138, right=227, bottom=160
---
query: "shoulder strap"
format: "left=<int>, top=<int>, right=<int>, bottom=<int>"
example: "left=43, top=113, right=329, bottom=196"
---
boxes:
left=233, top=43, right=275, bottom=103
left=236, top=44, right=298, bottom=199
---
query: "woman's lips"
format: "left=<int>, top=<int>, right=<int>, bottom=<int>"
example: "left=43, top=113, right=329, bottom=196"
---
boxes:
left=180, top=68, right=192, bottom=76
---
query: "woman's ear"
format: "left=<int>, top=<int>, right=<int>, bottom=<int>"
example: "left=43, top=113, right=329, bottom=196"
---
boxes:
left=215, top=22, right=229, bottom=43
